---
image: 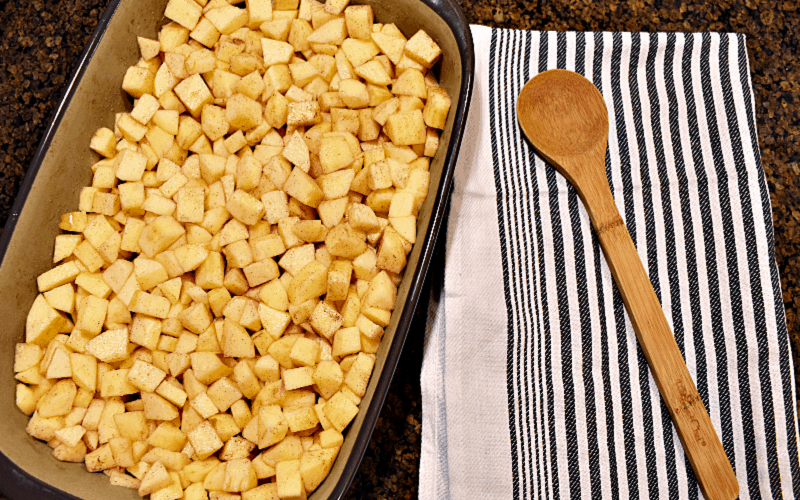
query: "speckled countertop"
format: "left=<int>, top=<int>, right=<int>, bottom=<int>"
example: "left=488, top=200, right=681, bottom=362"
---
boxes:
left=1, top=0, right=798, bottom=498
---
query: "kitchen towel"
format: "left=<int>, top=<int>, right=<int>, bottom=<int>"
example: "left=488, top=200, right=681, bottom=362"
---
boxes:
left=419, top=25, right=800, bottom=500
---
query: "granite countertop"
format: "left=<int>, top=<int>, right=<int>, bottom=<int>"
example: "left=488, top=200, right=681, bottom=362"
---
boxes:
left=1, top=0, right=798, bottom=498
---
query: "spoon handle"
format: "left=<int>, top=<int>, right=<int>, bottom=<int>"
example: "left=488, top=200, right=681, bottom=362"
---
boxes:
left=588, top=188, right=739, bottom=500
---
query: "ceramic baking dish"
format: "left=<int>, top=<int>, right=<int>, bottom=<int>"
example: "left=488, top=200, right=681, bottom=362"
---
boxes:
left=0, top=0, right=473, bottom=498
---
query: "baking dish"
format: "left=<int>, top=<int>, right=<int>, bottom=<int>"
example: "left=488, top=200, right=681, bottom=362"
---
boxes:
left=0, top=0, right=473, bottom=497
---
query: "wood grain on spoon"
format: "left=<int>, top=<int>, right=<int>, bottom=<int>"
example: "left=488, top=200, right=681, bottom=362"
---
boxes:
left=517, top=69, right=739, bottom=500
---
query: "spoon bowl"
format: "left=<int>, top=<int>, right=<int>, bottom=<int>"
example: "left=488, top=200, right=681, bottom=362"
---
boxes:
left=517, top=69, right=739, bottom=500
left=518, top=69, right=608, bottom=164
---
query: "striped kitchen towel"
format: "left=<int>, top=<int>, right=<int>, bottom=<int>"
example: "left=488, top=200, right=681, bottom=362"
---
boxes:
left=419, top=25, right=800, bottom=500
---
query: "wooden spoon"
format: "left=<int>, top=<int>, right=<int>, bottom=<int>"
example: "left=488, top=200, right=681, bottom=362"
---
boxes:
left=517, top=69, right=739, bottom=500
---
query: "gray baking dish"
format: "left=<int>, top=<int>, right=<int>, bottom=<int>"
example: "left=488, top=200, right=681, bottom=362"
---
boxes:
left=0, top=0, right=473, bottom=498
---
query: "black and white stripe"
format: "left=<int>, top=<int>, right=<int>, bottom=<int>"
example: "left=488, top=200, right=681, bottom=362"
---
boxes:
left=488, top=30, right=800, bottom=499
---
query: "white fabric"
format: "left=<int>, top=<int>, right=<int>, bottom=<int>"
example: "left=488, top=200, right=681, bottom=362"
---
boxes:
left=420, top=25, right=513, bottom=500
left=420, top=25, right=800, bottom=500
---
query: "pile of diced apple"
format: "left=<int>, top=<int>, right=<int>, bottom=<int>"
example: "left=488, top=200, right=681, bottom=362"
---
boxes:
left=14, top=0, right=451, bottom=498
